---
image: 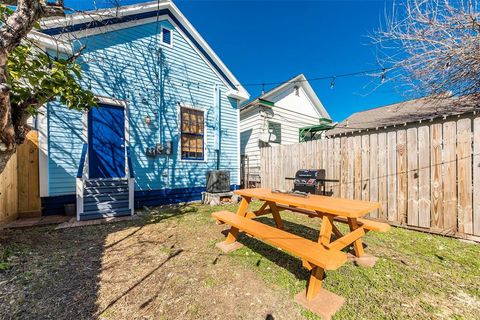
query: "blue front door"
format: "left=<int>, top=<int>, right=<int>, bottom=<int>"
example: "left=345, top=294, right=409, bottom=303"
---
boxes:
left=88, top=104, right=126, bottom=179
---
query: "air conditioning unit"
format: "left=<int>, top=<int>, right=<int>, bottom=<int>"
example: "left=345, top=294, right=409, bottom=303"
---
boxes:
left=206, top=170, right=230, bottom=193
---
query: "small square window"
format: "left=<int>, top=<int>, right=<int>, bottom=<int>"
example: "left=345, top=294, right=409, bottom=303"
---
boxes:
left=161, top=27, right=172, bottom=46
left=268, top=121, right=281, bottom=144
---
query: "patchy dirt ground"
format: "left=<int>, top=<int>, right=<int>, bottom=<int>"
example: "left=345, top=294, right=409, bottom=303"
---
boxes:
left=1, top=202, right=479, bottom=320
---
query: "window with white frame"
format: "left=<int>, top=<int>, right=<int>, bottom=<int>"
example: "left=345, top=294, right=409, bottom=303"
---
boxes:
left=180, top=107, right=204, bottom=160
left=161, top=26, right=173, bottom=46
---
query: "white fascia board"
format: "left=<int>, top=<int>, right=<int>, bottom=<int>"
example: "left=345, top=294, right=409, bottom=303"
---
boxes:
left=40, top=1, right=168, bottom=29
left=168, top=1, right=249, bottom=100
left=40, top=1, right=249, bottom=101
left=301, top=76, right=331, bottom=119
left=27, top=30, right=73, bottom=55
left=227, top=89, right=249, bottom=103
left=262, top=74, right=330, bottom=120
left=96, top=95, right=128, bottom=107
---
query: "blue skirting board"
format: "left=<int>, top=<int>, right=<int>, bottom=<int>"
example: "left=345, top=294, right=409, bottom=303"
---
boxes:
left=41, top=185, right=240, bottom=216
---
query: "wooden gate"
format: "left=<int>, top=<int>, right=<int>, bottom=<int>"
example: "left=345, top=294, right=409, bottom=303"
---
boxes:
left=0, top=130, right=40, bottom=225
left=17, top=130, right=41, bottom=217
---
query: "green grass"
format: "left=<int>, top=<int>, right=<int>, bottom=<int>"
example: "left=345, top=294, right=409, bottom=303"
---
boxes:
left=203, top=201, right=480, bottom=320
left=146, top=201, right=480, bottom=319
left=2, top=201, right=479, bottom=319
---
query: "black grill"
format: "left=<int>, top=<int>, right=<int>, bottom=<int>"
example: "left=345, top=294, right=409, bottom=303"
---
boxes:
left=292, top=169, right=326, bottom=194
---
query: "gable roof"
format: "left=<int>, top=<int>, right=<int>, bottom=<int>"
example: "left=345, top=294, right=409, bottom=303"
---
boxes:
left=327, top=95, right=480, bottom=136
left=240, top=74, right=330, bottom=118
left=32, top=0, right=249, bottom=102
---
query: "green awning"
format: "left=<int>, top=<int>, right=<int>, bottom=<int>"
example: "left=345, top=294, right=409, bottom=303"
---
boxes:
left=299, top=121, right=335, bottom=142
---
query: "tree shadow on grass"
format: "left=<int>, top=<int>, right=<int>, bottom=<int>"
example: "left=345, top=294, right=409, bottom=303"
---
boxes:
left=231, top=216, right=354, bottom=281
left=0, top=210, right=187, bottom=320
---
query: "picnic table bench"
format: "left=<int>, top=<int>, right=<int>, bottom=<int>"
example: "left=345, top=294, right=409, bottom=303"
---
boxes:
left=212, top=188, right=390, bottom=318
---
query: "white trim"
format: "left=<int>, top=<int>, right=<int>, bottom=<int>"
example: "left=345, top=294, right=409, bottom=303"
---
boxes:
left=254, top=74, right=330, bottom=119
left=177, top=102, right=208, bottom=163
left=41, top=1, right=170, bottom=29
left=38, top=0, right=250, bottom=102
left=76, top=178, right=83, bottom=221
left=160, top=25, right=173, bottom=48
left=97, top=95, right=128, bottom=107
left=129, top=178, right=135, bottom=215
left=37, top=105, right=49, bottom=197
left=27, top=30, right=73, bottom=54
left=236, top=99, right=241, bottom=186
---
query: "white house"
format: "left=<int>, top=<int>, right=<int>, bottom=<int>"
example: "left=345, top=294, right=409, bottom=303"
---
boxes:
left=240, top=74, right=331, bottom=187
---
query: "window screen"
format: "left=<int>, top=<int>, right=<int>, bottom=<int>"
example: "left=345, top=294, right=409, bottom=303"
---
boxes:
left=181, top=107, right=204, bottom=160
left=268, top=121, right=281, bottom=144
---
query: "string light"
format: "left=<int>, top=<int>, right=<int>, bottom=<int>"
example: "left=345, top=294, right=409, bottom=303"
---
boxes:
left=330, top=77, right=336, bottom=89
left=381, top=68, right=386, bottom=83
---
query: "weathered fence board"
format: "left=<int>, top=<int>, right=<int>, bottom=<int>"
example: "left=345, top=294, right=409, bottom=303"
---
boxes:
left=430, top=123, right=443, bottom=230
left=259, top=114, right=480, bottom=239
left=387, top=131, right=397, bottom=222
left=361, top=135, right=370, bottom=202
left=378, top=132, right=388, bottom=220
left=474, top=117, right=480, bottom=236
left=443, top=121, right=457, bottom=233
left=456, top=118, right=473, bottom=235
left=397, top=130, right=407, bottom=224
left=418, top=125, right=431, bottom=228
left=369, top=133, right=378, bottom=218
left=407, top=127, right=419, bottom=227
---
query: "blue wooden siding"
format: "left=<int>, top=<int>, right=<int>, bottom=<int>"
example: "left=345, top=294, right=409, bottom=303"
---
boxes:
left=47, top=19, right=239, bottom=197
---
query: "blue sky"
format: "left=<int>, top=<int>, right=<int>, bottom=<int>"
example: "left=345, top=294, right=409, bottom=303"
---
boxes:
left=66, top=0, right=404, bottom=121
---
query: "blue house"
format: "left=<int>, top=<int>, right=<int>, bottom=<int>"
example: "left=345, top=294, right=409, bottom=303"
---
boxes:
left=32, top=1, right=249, bottom=220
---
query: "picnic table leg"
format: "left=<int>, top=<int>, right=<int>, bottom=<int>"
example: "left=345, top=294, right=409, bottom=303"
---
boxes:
left=347, top=218, right=365, bottom=257
left=318, top=214, right=334, bottom=245
left=224, top=196, right=251, bottom=244
left=267, top=201, right=284, bottom=230
left=306, top=267, right=324, bottom=301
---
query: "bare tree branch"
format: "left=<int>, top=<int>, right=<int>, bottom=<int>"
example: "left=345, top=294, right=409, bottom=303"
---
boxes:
left=373, top=0, right=480, bottom=100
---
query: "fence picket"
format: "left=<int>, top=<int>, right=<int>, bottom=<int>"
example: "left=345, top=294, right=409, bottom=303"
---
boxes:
left=457, top=118, right=473, bottom=235
left=361, top=135, right=370, bottom=202
left=387, top=131, right=397, bottom=222
left=430, top=123, right=443, bottom=230
left=407, top=127, right=419, bottom=226
left=369, top=133, right=379, bottom=217
left=397, top=130, right=407, bottom=224
left=443, top=121, right=457, bottom=233
left=378, top=132, right=388, bottom=219
left=257, top=114, right=480, bottom=239
left=418, top=125, right=431, bottom=228
left=474, top=117, right=480, bottom=236
left=354, top=135, right=362, bottom=200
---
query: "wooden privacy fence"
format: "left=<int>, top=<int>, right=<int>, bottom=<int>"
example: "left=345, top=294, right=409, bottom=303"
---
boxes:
left=260, top=114, right=480, bottom=240
left=0, top=131, right=41, bottom=225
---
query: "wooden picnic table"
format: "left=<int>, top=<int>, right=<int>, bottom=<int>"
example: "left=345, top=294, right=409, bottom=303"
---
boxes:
left=213, top=188, right=389, bottom=316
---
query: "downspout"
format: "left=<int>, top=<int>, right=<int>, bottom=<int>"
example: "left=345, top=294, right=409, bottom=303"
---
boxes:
left=216, top=85, right=221, bottom=170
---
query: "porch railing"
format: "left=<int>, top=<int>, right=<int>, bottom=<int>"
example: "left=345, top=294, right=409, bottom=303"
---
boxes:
left=126, top=146, right=135, bottom=215
left=76, top=143, right=88, bottom=221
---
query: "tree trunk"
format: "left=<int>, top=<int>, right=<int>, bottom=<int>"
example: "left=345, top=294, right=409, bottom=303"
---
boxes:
left=0, top=0, right=64, bottom=174
left=0, top=50, right=16, bottom=174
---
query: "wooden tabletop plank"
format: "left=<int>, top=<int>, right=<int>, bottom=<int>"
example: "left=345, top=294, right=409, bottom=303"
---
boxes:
left=234, top=188, right=380, bottom=218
